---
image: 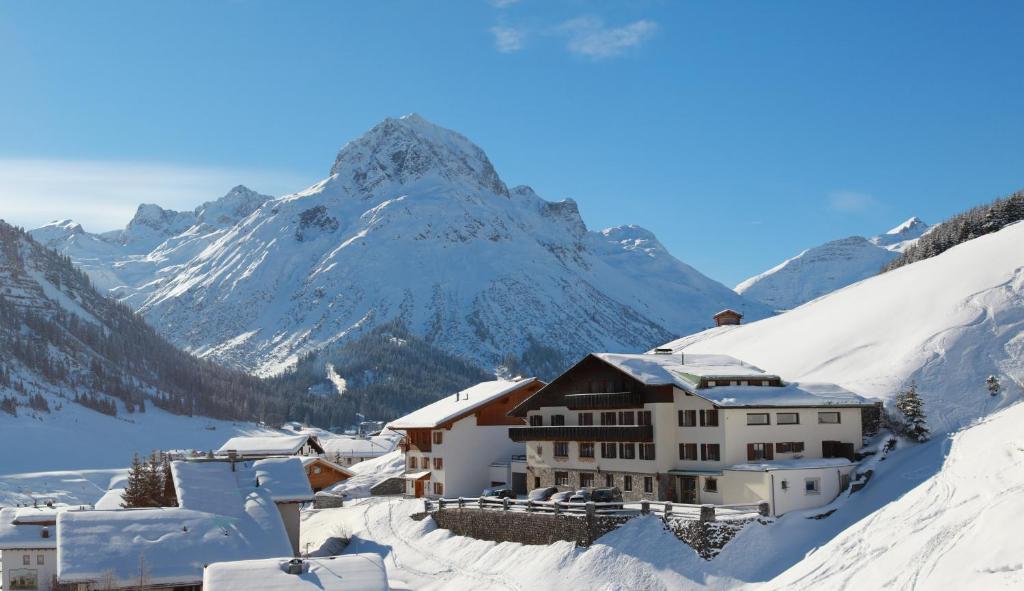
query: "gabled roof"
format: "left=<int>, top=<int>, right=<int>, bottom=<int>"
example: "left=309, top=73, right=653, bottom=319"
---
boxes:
left=320, top=435, right=396, bottom=458
left=389, top=377, right=539, bottom=430
left=300, top=456, right=355, bottom=477
left=202, top=554, right=390, bottom=591
left=714, top=308, right=743, bottom=318
left=216, top=434, right=323, bottom=456
left=595, top=352, right=776, bottom=391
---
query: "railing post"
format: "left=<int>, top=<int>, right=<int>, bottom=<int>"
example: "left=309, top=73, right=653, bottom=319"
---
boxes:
left=586, top=501, right=596, bottom=520
left=700, top=504, right=715, bottom=522
left=664, top=502, right=672, bottom=518
left=424, top=499, right=430, bottom=513
left=526, top=499, right=533, bottom=513
left=458, top=497, right=464, bottom=509
left=503, top=497, right=510, bottom=511
left=553, top=501, right=561, bottom=516
left=758, top=501, right=770, bottom=517
left=640, top=501, right=650, bottom=515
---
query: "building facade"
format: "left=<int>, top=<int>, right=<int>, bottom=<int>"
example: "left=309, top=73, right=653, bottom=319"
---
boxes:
left=510, top=352, right=872, bottom=515
left=392, top=378, right=545, bottom=499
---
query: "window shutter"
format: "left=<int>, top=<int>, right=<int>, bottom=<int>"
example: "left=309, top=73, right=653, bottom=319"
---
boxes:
left=699, top=410, right=706, bottom=427
left=700, top=444, right=706, bottom=461
left=747, top=443, right=755, bottom=461
left=766, top=444, right=775, bottom=460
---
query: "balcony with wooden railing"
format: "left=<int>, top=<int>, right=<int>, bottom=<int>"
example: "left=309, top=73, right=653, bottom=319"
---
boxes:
left=508, top=424, right=654, bottom=443
left=563, top=391, right=644, bottom=410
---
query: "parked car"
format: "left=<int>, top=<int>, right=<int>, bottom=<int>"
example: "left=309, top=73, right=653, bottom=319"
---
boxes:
left=549, top=490, right=575, bottom=504
left=567, top=489, right=591, bottom=504
left=590, top=487, right=624, bottom=509
left=481, top=486, right=514, bottom=499
left=527, top=486, right=558, bottom=502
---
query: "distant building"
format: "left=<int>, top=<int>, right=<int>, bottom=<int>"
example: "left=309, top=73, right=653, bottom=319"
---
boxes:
left=510, top=351, right=872, bottom=516
left=713, top=308, right=743, bottom=326
left=321, top=433, right=397, bottom=467
left=391, top=378, right=545, bottom=498
left=300, top=457, right=354, bottom=493
left=216, top=434, right=324, bottom=459
left=203, top=554, right=390, bottom=591
left=0, top=507, right=60, bottom=591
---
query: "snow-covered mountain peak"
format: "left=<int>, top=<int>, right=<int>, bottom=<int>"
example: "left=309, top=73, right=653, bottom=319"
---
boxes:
left=328, top=114, right=509, bottom=198
left=195, top=184, right=273, bottom=226
left=885, top=216, right=926, bottom=236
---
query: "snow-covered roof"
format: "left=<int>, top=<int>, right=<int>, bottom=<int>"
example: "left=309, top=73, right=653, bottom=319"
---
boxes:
left=389, top=378, right=538, bottom=429
left=12, top=506, right=61, bottom=524
left=93, top=488, right=125, bottom=510
left=57, top=495, right=292, bottom=588
left=726, top=458, right=855, bottom=472
left=202, top=554, right=390, bottom=591
left=0, top=507, right=57, bottom=550
left=320, top=436, right=395, bottom=458
left=216, top=434, right=316, bottom=456
left=595, top=353, right=775, bottom=388
left=172, top=461, right=250, bottom=517
left=698, top=382, right=871, bottom=407
left=251, top=457, right=314, bottom=503
left=592, top=353, right=870, bottom=407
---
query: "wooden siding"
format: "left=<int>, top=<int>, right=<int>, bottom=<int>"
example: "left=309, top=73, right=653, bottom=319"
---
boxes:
left=304, top=460, right=351, bottom=492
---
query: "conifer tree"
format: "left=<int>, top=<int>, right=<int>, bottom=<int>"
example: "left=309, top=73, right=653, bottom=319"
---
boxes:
left=895, top=382, right=930, bottom=442
left=986, top=375, right=1001, bottom=396
left=121, top=453, right=149, bottom=508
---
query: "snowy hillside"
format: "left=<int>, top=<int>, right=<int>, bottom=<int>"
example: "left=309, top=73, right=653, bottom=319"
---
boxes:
left=763, top=400, right=1024, bottom=590
left=32, top=114, right=769, bottom=375
left=666, top=221, right=1024, bottom=434
left=736, top=217, right=929, bottom=310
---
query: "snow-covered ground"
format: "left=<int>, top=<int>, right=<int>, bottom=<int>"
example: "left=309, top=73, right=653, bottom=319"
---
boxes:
left=323, top=450, right=406, bottom=498
left=301, top=401, right=1023, bottom=589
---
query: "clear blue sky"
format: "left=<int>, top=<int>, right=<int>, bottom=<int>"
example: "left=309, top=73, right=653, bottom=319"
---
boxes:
left=1, top=1, right=1022, bottom=286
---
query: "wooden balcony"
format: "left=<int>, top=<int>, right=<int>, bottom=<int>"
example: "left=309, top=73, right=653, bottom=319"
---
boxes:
left=564, top=391, right=644, bottom=410
left=508, top=425, right=654, bottom=443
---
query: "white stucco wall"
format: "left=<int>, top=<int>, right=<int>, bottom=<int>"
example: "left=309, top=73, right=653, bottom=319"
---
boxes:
left=1, top=547, right=57, bottom=591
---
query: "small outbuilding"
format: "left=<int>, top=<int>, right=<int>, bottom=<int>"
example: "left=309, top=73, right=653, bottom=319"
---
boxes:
left=203, top=554, right=391, bottom=591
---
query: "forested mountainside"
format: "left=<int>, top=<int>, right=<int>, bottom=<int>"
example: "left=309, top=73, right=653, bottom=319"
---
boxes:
left=735, top=217, right=929, bottom=310
left=269, top=321, right=491, bottom=428
left=32, top=114, right=770, bottom=378
left=882, top=190, right=1023, bottom=272
left=0, top=221, right=314, bottom=424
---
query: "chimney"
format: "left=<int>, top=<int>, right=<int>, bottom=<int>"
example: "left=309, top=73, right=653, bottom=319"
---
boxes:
left=286, top=558, right=304, bottom=575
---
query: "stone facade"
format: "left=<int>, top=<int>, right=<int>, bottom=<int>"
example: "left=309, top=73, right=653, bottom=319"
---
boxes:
left=527, top=466, right=673, bottom=502
left=428, top=508, right=755, bottom=558
left=370, top=477, right=406, bottom=496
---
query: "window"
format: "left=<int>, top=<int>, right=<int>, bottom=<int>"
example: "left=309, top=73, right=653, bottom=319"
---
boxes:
left=433, top=457, right=443, bottom=470
left=619, top=442, right=636, bottom=459
left=701, top=409, right=720, bottom=427
left=536, top=445, right=543, bottom=456
left=434, top=482, right=444, bottom=495
left=776, top=412, right=799, bottom=425
left=529, top=415, right=543, bottom=426
left=551, top=414, right=566, bottom=426
left=605, top=473, right=614, bottom=487
left=624, top=475, right=633, bottom=492
left=678, top=409, right=697, bottom=427
left=748, top=443, right=773, bottom=461
left=775, top=442, right=805, bottom=454
left=805, top=478, right=821, bottom=495
left=555, top=471, right=569, bottom=486
left=600, top=412, right=617, bottom=426
left=580, top=472, right=595, bottom=488
left=679, top=443, right=698, bottom=460
left=818, top=412, right=841, bottom=424
left=534, top=476, right=541, bottom=488
left=579, top=442, right=595, bottom=459
left=700, top=443, right=721, bottom=461
left=421, top=457, right=431, bottom=469
left=747, top=413, right=770, bottom=425
left=640, top=443, right=656, bottom=461
left=643, top=476, right=654, bottom=493
left=23, top=554, right=30, bottom=565
left=618, top=411, right=635, bottom=426
left=433, top=431, right=443, bottom=444
left=601, top=442, right=617, bottom=458
left=578, top=412, right=594, bottom=426
left=638, top=410, right=652, bottom=426
left=407, top=457, right=416, bottom=469
left=313, top=466, right=322, bottom=474
left=37, top=554, right=44, bottom=565
left=554, top=441, right=569, bottom=458
left=704, top=477, right=718, bottom=493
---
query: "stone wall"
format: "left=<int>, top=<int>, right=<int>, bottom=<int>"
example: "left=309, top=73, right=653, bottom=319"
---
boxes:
left=429, top=507, right=756, bottom=557
left=314, top=491, right=346, bottom=509
left=370, top=477, right=406, bottom=496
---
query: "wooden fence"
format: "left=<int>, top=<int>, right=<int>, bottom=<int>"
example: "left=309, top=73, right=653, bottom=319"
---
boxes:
left=423, top=496, right=768, bottom=523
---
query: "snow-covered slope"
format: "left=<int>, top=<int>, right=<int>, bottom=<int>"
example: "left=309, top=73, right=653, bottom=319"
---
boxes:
left=666, top=221, right=1024, bottom=434
left=33, top=114, right=769, bottom=375
left=736, top=217, right=930, bottom=310
left=763, top=400, right=1024, bottom=590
